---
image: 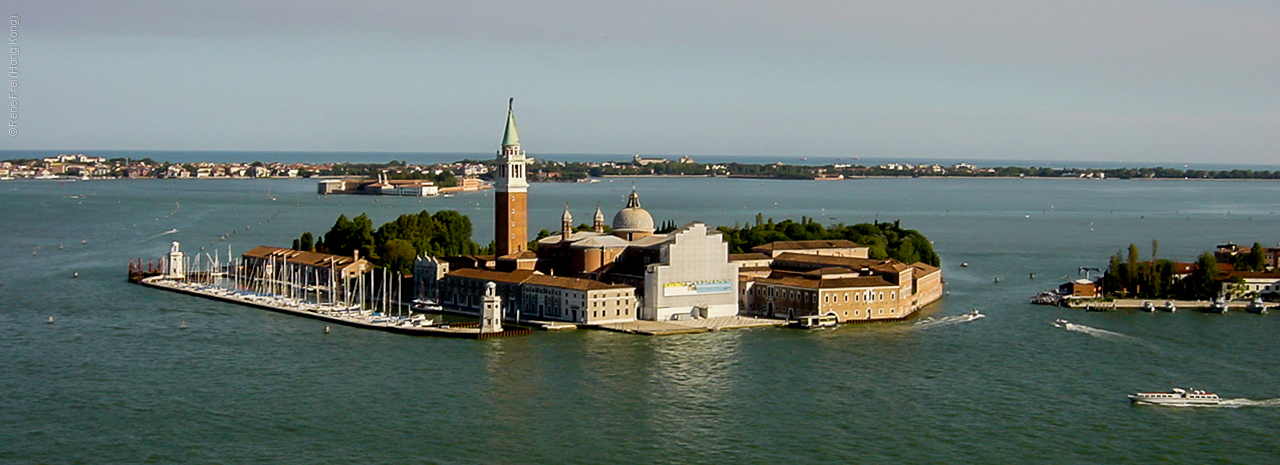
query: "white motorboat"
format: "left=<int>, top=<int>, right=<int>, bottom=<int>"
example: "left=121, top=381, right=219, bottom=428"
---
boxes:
left=1128, top=388, right=1220, bottom=405
left=791, top=314, right=838, bottom=329
left=1161, top=301, right=1177, bottom=313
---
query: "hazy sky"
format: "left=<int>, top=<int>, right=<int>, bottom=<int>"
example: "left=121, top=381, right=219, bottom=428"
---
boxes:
left=6, top=0, right=1279, bottom=164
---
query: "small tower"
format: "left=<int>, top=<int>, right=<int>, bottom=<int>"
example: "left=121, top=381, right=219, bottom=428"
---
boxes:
left=561, top=204, right=574, bottom=241
left=165, top=241, right=185, bottom=279
left=593, top=204, right=605, bottom=233
left=481, top=281, right=504, bottom=333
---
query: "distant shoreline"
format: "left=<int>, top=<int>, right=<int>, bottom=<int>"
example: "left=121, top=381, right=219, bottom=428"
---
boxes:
left=4, top=154, right=1278, bottom=182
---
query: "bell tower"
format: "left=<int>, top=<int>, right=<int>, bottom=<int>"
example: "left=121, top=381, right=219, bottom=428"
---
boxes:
left=495, top=98, right=529, bottom=257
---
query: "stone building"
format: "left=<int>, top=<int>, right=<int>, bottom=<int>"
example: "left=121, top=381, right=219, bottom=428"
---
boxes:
left=736, top=246, right=942, bottom=323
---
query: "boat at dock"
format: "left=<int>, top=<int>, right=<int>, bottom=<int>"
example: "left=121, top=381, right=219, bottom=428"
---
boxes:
left=791, top=314, right=838, bottom=329
left=1246, top=298, right=1269, bottom=314
left=1141, top=301, right=1155, bottom=312
left=1161, top=301, right=1177, bottom=312
left=1128, top=388, right=1220, bottom=405
left=1205, top=298, right=1230, bottom=314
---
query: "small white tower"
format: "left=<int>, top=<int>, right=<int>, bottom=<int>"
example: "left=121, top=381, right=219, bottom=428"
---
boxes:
left=561, top=204, right=574, bottom=241
left=165, top=241, right=186, bottom=279
left=593, top=204, right=605, bottom=233
left=481, top=281, right=503, bottom=333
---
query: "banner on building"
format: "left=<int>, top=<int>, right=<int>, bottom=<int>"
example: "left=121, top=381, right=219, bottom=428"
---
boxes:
left=663, top=280, right=733, bottom=297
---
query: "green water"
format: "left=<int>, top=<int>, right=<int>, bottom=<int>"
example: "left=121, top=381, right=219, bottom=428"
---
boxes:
left=2, top=177, right=1279, bottom=464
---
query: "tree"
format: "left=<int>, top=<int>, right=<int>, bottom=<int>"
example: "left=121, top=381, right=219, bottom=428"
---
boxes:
left=378, top=239, right=417, bottom=275
left=299, top=232, right=314, bottom=252
left=1127, top=244, right=1141, bottom=294
left=1247, top=243, right=1266, bottom=271
left=1104, top=252, right=1125, bottom=296
left=1180, top=252, right=1220, bottom=300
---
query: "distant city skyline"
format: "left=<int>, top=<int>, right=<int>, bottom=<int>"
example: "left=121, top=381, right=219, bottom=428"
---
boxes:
left=6, top=1, right=1279, bottom=165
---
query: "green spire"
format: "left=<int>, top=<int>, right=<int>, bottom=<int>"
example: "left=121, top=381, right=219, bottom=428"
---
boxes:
left=502, top=98, right=520, bottom=147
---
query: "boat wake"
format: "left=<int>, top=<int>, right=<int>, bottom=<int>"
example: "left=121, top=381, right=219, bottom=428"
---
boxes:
left=1141, top=398, right=1280, bottom=409
left=912, top=311, right=984, bottom=330
left=1053, top=319, right=1155, bottom=349
left=145, top=229, right=180, bottom=240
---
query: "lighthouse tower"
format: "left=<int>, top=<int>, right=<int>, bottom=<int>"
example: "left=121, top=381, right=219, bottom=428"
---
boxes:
left=495, top=98, right=529, bottom=258
left=165, top=241, right=185, bottom=279
left=480, top=281, right=504, bottom=333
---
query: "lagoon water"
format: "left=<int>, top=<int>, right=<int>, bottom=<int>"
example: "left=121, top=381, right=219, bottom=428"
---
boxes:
left=3, top=175, right=1280, bottom=464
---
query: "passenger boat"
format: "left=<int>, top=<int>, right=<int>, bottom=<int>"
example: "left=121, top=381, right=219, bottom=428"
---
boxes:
left=791, top=314, right=838, bottom=329
left=1029, top=290, right=1063, bottom=306
left=1128, top=388, right=1220, bottom=405
left=1246, top=298, right=1269, bottom=314
left=1141, top=301, right=1155, bottom=312
left=1205, top=298, right=1229, bottom=314
left=1161, top=301, right=1177, bottom=313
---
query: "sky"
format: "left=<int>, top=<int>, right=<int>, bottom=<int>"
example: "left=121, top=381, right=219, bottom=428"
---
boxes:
left=5, top=0, right=1279, bottom=165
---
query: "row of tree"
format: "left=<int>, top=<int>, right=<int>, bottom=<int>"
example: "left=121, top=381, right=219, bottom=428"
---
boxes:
left=1101, top=240, right=1271, bottom=300
left=293, top=210, right=485, bottom=274
left=715, top=215, right=940, bottom=266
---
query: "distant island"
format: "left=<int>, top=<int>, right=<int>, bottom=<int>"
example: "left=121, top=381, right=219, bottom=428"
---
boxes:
left=4, top=152, right=1280, bottom=182
left=1034, top=240, right=1279, bottom=310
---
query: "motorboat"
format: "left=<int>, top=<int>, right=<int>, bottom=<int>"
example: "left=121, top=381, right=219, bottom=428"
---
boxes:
left=1205, top=298, right=1229, bottom=314
left=1246, top=298, right=1269, bottom=314
left=1141, top=301, right=1155, bottom=312
left=1029, top=290, right=1063, bottom=306
left=791, top=314, right=838, bottom=329
left=1128, top=388, right=1220, bottom=405
left=1161, top=301, right=1177, bottom=313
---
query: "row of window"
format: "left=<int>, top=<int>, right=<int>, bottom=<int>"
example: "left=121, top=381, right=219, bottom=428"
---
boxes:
left=777, top=307, right=898, bottom=318
left=752, top=286, right=895, bottom=303
left=591, top=308, right=630, bottom=319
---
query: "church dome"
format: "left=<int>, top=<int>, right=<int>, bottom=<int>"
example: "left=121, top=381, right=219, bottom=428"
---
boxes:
left=612, top=188, right=655, bottom=233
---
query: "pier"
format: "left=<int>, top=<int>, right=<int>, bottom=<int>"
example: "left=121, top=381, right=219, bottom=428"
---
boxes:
left=1063, top=298, right=1272, bottom=312
left=140, top=276, right=530, bottom=339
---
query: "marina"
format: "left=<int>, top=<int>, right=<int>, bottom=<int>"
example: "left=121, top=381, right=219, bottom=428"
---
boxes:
left=140, top=276, right=529, bottom=338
